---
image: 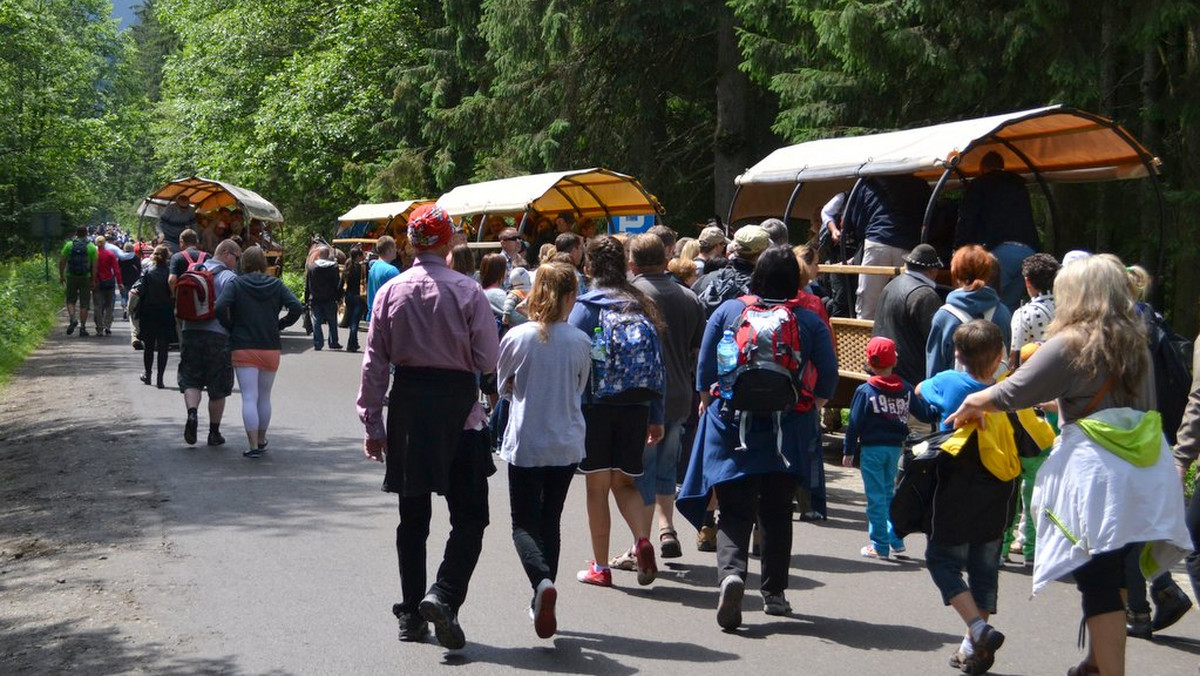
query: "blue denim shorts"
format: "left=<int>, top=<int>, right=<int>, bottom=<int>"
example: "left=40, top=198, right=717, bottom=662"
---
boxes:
left=635, top=419, right=684, bottom=505
left=925, top=539, right=1002, bottom=613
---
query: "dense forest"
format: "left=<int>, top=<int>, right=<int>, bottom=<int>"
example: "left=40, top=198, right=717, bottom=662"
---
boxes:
left=3, top=0, right=1200, bottom=330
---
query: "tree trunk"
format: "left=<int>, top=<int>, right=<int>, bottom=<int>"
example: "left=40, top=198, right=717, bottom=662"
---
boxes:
left=713, top=6, right=750, bottom=224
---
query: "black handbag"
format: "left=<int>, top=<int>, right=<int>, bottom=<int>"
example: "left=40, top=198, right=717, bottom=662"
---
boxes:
left=891, top=429, right=956, bottom=538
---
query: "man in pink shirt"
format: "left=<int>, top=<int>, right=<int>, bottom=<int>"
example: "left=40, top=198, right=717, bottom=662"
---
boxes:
left=357, top=204, right=499, bottom=650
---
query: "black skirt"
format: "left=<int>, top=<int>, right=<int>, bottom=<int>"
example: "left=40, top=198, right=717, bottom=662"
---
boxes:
left=383, top=367, right=479, bottom=497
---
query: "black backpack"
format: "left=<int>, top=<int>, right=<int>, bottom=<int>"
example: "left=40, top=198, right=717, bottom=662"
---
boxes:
left=67, top=239, right=89, bottom=275
left=696, top=265, right=750, bottom=318
left=1144, top=309, right=1193, bottom=445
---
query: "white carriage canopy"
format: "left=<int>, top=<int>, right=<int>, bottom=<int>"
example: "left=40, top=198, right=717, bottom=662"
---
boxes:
left=730, top=105, right=1161, bottom=224
left=139, top=176, right=283, bottom=224
left=436, top=168, right=664, bottom=220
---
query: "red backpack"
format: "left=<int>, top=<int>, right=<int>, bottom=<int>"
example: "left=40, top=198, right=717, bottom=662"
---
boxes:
left=726, top=295, right=813, bottom=413
left=175, top=251, right=216, bottom=321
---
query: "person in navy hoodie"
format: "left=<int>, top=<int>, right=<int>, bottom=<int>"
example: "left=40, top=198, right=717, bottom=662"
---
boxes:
left=842, top=336, right=935, bottom=559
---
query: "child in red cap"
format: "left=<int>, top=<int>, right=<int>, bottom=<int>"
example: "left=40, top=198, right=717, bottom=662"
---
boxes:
left=843, top=336, right=935, bottom=559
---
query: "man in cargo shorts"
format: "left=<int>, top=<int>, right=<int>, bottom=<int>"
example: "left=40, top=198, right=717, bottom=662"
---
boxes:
left=177, top=240, right=241, bottom=447
left=59, top=226, right=98, bottom=336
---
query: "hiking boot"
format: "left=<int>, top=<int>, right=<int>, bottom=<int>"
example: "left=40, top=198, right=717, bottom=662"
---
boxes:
left=967, top=624, right=1004, bottom=675
left=659, top=528, right=682, bottom=559
left=576, top=562, right=612, bottom=587
left=532, top=579, right=557, bottom=639
left=207, top=431, right=226, bottom=447
left=419, top=593, right=466, bottom=650
left=635, top=537, right=657, bottom=585
left=696, top=525, right=717, bottom=552
left=184, top=411, right=198, bottom=446
left=67, top=320, right=77, bottom=335
left=762, top=591, right=791, bottom=616
left=609, top=547, right=636, bottom=571
left=1151, top=581, right=1194, bottom=631
left=717, top=575, right=744, bottom=630
left=1126, top=609, right=1152, bottom=639
left=394, top=605, right=428, bottom=643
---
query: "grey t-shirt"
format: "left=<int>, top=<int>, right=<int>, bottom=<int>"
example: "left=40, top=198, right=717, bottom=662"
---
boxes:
left=633, top=272, right=705, bottom=422
left=990, top=335, right=1155, bottom=423
left=497, top=321, right=591, bottom=468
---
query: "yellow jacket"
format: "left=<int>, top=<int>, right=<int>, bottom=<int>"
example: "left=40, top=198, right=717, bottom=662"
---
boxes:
left=941, top=407, right=1057, bottom=481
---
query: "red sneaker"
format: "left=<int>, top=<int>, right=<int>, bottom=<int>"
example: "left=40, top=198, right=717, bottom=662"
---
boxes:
left=635, top=537, right=657, bottom=586
left=576, top=562, right=612, bottom=587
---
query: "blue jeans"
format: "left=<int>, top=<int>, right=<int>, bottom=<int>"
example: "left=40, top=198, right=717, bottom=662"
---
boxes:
left=636, top=418, right=684, bottom=505
left=991, top=242, right=1035, bottom=311
left=343, top=293, right=363, bottom=349
left=311, top=300, right=338, bottom=348
left=926, top=539, right=1002, bottom=613
left=859, top=444, right=905, bottom=555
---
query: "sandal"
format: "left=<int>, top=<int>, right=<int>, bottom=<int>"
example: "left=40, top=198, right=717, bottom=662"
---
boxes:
left=660, top=528, right=682, bottom=559
left=609, top=547, right=637, bottom=571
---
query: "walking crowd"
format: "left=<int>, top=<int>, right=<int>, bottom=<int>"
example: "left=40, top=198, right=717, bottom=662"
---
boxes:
left=56, top=165, right=1199, bottom=675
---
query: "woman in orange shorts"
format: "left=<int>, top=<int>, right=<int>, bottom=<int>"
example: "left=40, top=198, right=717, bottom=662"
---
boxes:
left=215, top=246, right=305, bottom=458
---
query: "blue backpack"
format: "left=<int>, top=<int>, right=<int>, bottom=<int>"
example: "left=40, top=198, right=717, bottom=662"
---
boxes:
left=591, top=304, right=665, bottom=404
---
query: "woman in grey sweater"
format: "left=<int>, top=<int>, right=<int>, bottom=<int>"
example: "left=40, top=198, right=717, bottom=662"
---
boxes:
left=496, top=262, right=591, bottom=640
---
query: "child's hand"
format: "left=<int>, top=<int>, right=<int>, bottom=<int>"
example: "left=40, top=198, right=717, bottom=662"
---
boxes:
left=841, top=455, right=855, bottom=468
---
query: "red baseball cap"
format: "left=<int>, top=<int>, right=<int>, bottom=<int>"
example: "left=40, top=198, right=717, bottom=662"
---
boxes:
left=866, top=336, right=898, bottom=370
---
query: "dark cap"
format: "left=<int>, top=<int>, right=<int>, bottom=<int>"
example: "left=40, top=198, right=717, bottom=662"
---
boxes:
left=903, top=244, right=944, bottom=269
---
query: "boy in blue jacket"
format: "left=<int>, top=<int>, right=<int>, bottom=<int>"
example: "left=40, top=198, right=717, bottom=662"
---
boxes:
left=843, top=336, right=934, bottom=559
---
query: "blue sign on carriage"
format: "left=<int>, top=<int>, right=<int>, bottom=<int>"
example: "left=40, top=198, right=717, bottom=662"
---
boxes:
left=609, top=215, right=655, bottom=235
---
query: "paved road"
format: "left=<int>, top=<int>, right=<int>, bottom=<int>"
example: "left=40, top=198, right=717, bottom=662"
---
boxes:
left=6, top=318, right=1200, bottom=675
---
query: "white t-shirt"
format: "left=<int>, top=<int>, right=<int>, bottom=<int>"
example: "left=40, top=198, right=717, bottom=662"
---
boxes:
left=1010, top=292, right=1055, bottom=350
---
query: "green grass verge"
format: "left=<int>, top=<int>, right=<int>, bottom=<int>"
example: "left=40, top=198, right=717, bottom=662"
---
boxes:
left=0, top=258, right=63, bottom=387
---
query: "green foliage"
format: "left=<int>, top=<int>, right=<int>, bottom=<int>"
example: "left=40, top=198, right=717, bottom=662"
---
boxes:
left=0, top=258, right=62, bottom=387
left=0, top=0, right=143, bottom=251
left=281, top=269, right=305, bottom=303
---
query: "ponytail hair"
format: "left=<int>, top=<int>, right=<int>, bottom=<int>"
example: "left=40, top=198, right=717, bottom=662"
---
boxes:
left=527, top=262, right=578, bottom=342
left=584, top=235, right=664, bottom=330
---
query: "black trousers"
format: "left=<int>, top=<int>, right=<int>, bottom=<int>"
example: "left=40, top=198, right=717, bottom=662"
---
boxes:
left=394, top=429, right=490, bottom=616
left=508, top=463, right=577, bottom=591
left=714, top=472, right=798, bottom=595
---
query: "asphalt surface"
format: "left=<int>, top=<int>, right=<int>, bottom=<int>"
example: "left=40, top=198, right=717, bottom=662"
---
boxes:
left=14, top=318, right=1200, bottom=674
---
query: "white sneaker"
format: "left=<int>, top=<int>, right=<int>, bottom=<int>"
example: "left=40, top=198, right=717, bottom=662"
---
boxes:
left=861, top=545, right=890, bottom=560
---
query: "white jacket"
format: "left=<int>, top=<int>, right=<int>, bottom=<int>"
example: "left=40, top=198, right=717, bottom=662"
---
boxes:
left=1031, top=408, right=1192, bottom=595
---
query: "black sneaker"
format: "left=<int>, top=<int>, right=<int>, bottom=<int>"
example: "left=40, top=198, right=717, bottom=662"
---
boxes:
left=394, top=605, right=428, bottom=643
left=104, top=328, right=111, bottom=335
left=207, top=431, right=226, bottom=447
left=419, top=594, right=465, bottom=650
left=184, top=412, right=198, bottom=446
left=243, top=448, right=263, bottom=459
left=67, top=320, right=77, bottom=335
left=79, top=327, right=89, bottom=337
left=329, top=343, right=344, bottom=350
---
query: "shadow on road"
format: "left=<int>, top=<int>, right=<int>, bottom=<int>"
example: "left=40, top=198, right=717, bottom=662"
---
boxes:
left=735, top=613, right=960, bottom=651
left=0, top=616, right=263, bottom=675
left=445, top=629, right=738, bottom=673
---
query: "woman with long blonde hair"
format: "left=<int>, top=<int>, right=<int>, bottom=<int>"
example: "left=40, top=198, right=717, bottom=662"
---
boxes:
left=948, top=254, right=1190, bottom=676
left=496, top=262, right=592, bottom=639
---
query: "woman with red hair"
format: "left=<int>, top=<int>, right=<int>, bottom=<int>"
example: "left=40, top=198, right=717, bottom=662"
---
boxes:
left=923, top=245, right=1012, bottom=378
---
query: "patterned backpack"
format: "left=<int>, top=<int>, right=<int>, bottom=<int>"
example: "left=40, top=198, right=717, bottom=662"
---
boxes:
left=591, top=304, right=665, bottom=404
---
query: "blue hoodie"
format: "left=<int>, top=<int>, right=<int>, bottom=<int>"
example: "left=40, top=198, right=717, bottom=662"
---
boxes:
left=924, top=286, right=1012, bottom=379
left=568, top=289, right=665, bottom=424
